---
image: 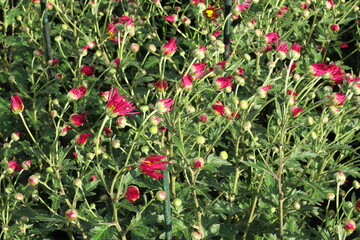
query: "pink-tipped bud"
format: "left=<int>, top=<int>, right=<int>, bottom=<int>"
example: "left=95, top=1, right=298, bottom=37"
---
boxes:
left=343, top=219, right=356, bottom=234
left=335, top=171, right=346, bottom=184
left=28, top=175, right=39, bottom=187
left=65, top=209, right=78, bottom=220
left=156, top=190, right=167, bottom=201
left=193, top=157, right=204, bottom=168
left=11, top=132, right=20, bottom=141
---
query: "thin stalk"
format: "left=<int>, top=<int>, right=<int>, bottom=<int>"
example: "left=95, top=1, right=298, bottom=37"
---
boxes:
left=223, top=0, right=231, bottom=60
left=163, top=167, right=172, bottom=240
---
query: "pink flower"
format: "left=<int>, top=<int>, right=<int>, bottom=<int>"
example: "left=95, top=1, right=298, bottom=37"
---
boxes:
left=181, top=74, right=193, bottom=90
left=65, top=209, right=78, bottom=220
left=88, top=175, right=97, bottom=182
left=155, top=79, right=168, bottom=92
left=10, top=95, right=24, bottom=114
left=191, top=0, right=204, bottom=4
left=118, top=15, right=134, bottom=31
left=310, top=63, right=345, bottom=84
left=290, top=42, right=302, bottom=53
left=49, top=58, right=59, bottom=66
left=257, top=85, right=273, bottom=98
left=75, top=133, right=90, bottom=146
left=291, top=106, right=303, bottom=117
left=155, top=98, right=174, bottom=113
left=70, top=112, right=87, bottom=126
left=7, top=160, right=23, bottom=175
left=264, top=45, right=273, bottom=52
left=107, top=22, right=117, bottom=35
left=233, top=0, right=251, bottom=15
left=106, top=87, right=139, bottom=117
left=125, top=186, right=140, bottom=203
left=191, top=63, right=207, bottom=79
left=325, top=0, right=335, bottom=9
left=310, top=63, right=329, bottom=76
left=330, top=24, right=339, bottom=32
left=163, top=14, right=177, bottom=23
left=343, top=219, right=356, bottom=234
left=265, top=32, right=279, bottom=44
left=111, top=58, right=121, bottom=68
left=139, top=154, right=168, bottom=180
left=161, top=38, right=178, bottom=57
left=67, top=86, right=87, bottom=101
left=212, top=101, right=225, bottom=116
left=214, top=76, right=233, bottom=90
left=199, top=114, right=207, bottom=122
left=211, top=31, right=221, bottom=39
left=237, top=68, right=245, bottom=75
left=193, top=158, right=204, bottom=169
left=287, top=90, right=298, bottom=96
left=81, top=65, right=94, bottom=76
left=60, top=125, right=71, bottom=136
left=340, top=42, right=348, bottom=48
left=276, top=41, right=288, bottom=53
left=330, top=92, right=346, bottom=106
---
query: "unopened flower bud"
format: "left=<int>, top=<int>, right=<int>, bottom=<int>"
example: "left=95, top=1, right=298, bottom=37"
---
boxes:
left=111, top=140, right=121, bottom=149
left=156, top=190, right=167, bottom=201
left=140, top=105, right=149, bottom=112
left=334, top=171, right=346, bottom=184
left=86, top=152, right=95, bottom=160
left=11, top=132, right=20, bottom=141
left=353, top=180, right=360, bottom=189
left=196, top=136, right=206, bottom=145
left=73, top=178, right=82, bottom=188
left=130, top=43, right=139, bottom=52
left=149, top=126, right=158, bottom=134
left=243, top=121, right=252, bottom=131
left=54, top=36, right=62, bottom=42
left=293, top=201, right=301, bottom=210
left=327, top=192, right=335, bottom=200
left=172, top=198, right=182, bottom=207
left=148, top=44, right=157, bottom=53
left=191, top=231, right=202, bottom=240
left=343, top=219, right=356, bottom=234
left=220, top=151, right=228, bottom=160
left=14, top=193, right=24, bottom=201
left=28, top=175, right=39, bottom=187
left=239, top=100, right=249, bottom=110
left=65, top=209, right=78, bottom=221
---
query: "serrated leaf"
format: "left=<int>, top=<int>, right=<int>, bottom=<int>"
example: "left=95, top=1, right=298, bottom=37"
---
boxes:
left=144, top=56, right=160, bottom=69
left=90, top=225, right=115, bottom=240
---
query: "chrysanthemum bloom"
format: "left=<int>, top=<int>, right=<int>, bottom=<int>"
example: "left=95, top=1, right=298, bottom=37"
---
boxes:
left=60, top=125, right=71, bottom=136
left=237, top=68, right=245, bottom=75
left=7, top=160, right=23, bottom=175
left=118, top=15, right=134, bottom=32
left=340, top=42, right=348, bottom=48
left=291, top=106, right=303, bottom=117
left=343, top=219, right=356, bottom=234
left=181, top=74, right=193, bottom=90
left=257, top=85, right=273, bottom=98
left=330, top=24, right=339, bottom=32
left=203, top=5, right=222, bottom=23
left=288, top=42, right=302, bottom=60
left=233, top=0, right=251, bottom=15
left=161, top=38, right=178, bottom=57
left=67, top=86, right=86, bottom=101
left=125, top=186, right=140, bottom=203
left=212, top=101, right=225, bottom=116
left=104, top=127, right=113, bottom=137
left=263, top=45, right=273, bottom=52
left=276, top=41, right=288, bottom=60
left=214, top=76, right=233, bottom=90
left=163, top=14, right=177, bottom=23
left=49, top=58, right=59, bottom=66
left=155, top=98, right=174, bottom=113
left=10, top=94, right=24, bottom=114
left=106, top=87, right=139, bottom=117
left=155, top=79, right=168, bottom=92
left=75, top=133, right=90, bottom=146
left=329, top=92, right=346, bottom=106
left=70, top=112, right=87, bottom=126
left=81, top=65, right=94, bottom=76
left=191, top=62, right=207, bottom=79
left=213, top=61, right=227, bottom=74
left=139, top=154, right=168, bottom=180
left=310, top=63, right=345, bottom=84
left=65, top=209, right=78, bottom=220
left=264, top=32, right=279, bottom=44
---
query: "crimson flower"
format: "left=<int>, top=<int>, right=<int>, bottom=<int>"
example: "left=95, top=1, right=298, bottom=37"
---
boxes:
left=155, top=79, right=168, bottom=92
left=7, top=160, right=23, bottom=175
left=310, top=63, right=345, bottom=84
left=106, top=87, right=139, bottom=117
left=75, top=133, right=90, bottom=146
left=343, top=219, right=356, bottom=234
left=10, top=94, right=24, bottom=114
left=125, top=186, right=140, bottom=203
left=81, top=65, right=94, bottom=76
left=329, top=92, right=346, bottom=106
left=88, top=175, right=97, bottom=182
left=67, top=86, right=87, bottom=101
left=161, top=38, right=178, bottom=57
left=291, top=106, right=303, bottom=117
left=191, top=63, right=207, bottom=79
left=212, top=101, right=225, bottom=116
left=163, top=14, right=177, bottom=23
left=60, top=125, right=71, bottom=136
left=70, top=112, right=87, bottom=126
left=181, top=74, right=193, bottom=90
left=214, top=76, right=233, bottom=90
left=203, top=6, right=222, bottom=23
left=265, top=32, right=279, bottom=44
left=234, top=0, right=251, bottom=14
left=139, top=154, right=168, bottom=180
left=257, top=85, right=273, bottom=98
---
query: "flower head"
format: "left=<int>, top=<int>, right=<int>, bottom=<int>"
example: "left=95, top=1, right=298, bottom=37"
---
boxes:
left=67, top=86, right=87, bottom=101
left=214, top=76, right=233, bottom=90
left=181, top=74, right=193, bottom=90
left=328, top=92, right=346, bottom=106
left=75, top=133, right=90, bottom=146
left=343, top=219, right=356, bottom=234
left=163, top=14, right=177, bottom=23
left=70, top=111, right=87, bottom=126
left=233, top=0, right=251, bottom=15
left=125, top=186, right=140, bottom=203
left=265, top=32, right=279, bottom=44
left=155, top=98, right=174, bottom=113
left=106, top=87, right=139, bottom=117
left=191, top=63, right=207, bottom=79
left=10, top=95, right=24, bottom=114
left=65, top=209, right=78, bottom=221
left=203, top=6, right=222, bottom=23
left=161, top=38, right=178, bottom=57
left=291, top=106, right=303, bottom=117
left=81, top=65, right=94, bottom=76
left=139, top=154, right=168, bottom=180
left=155, top=79, right=168, bottom=92
left=7, top=160, right=23, bottom=175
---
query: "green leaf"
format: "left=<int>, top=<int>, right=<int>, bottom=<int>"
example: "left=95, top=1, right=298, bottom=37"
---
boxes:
left=90, top=225, right=116, bottom=240
left=172, top=136, right=187, bottom=160
left=212, top=200, right=242, bottom=215
left=242, top=161, right=276, bottom=178
left=144, top=56, right=160, bottom=69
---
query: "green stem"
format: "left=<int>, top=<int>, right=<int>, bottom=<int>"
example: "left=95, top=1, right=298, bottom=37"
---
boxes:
left=163, top=167, right=172, bottom=240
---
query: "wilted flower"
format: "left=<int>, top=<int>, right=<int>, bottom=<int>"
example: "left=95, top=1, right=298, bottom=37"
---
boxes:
left=67, top=86, right=86, bottom=101
left=106, top=87, right=139, bottom=117
left=125, top=186, right=140, bottom=203
left=139, top=154, right=168, bottom=180
left=10, top=95, right=24, bottom=114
